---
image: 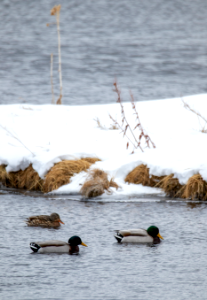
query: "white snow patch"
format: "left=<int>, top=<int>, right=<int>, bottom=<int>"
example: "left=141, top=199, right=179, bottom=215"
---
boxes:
left=0, top=94, right=207, bottom=197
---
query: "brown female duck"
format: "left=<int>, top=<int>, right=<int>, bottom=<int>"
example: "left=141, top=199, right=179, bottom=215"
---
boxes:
left=26, top=213, right=64, bottom=228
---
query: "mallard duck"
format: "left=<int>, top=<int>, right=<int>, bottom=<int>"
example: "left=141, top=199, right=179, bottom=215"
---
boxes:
left=114, top=225, right=164, bottom=244
left=26, top=213, right=64, bottom=228
left=30, top=235, right=87, bottom=254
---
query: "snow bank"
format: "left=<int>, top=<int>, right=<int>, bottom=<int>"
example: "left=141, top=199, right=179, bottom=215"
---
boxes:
left=0, top=93, right=207, bottom=197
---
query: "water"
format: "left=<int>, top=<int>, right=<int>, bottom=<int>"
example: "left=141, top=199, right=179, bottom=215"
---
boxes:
left=0, top=189, right=207, bottom=299
left=0, top=0, right=207, bottom=105
left=1, top=1, right=207, bottom=298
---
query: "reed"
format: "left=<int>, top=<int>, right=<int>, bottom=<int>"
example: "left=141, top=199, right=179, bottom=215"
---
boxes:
left=51, top=5, right=63, bottom=104
left=50, top=53, right=55, bottom=104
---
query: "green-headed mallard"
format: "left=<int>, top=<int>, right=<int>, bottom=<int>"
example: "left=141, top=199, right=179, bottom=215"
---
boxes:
left=30, top=235, right=87, bottom=254
left=114, top=225, right=164, bottom=244
left=26, top=213, right=64, bottom=228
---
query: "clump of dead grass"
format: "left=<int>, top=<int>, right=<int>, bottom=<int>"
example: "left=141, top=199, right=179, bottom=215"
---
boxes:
left=81, top=157, right=101, bottom=164
left=0, top=158, right=100, bottom=193
left=0, top=164, right=43, bottom=191
left=180, top=174, right=207, bottom=200
left=125, top=164, right=163, bottom=187
left=155, top=174, right=183, bottom=197
left=43, top=159, right=92, bottom=193
left=0, top=165, right=9, bottom=186
left=14, top=165, right=43, bottom=191
left=80, top=169, right=119, bottom=198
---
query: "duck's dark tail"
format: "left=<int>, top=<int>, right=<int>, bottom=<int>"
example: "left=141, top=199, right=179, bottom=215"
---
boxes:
left=114, top=231, right=123, bottom=243
left=30, top=242, right=40, bottom=252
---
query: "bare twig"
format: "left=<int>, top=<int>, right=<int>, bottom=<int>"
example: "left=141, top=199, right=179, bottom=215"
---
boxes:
left=110, top=81, right=156, bottom=153
left=182, top=98, right=207, bottom=133
left=94, top=117, right=118, bottom=130
left=109, top=114, right=138, bottom=150
left=0, top=124, right=35, bottom=156
left=130, top=91, right=156, bottom=149
left=94, top=117, right=106, bottom=130
left=113, top=82, right=143, bottom=151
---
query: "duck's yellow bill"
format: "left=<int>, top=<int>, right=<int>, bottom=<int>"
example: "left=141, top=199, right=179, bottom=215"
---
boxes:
left=157, top=233, right=164, bottom=240
left=81, top=242, right=88, bottom=247
left=59, top=219, right=65, bottom=224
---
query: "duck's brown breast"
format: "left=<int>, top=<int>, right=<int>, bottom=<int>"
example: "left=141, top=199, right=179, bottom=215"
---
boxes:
left=69, top=245, right=79, bottom=255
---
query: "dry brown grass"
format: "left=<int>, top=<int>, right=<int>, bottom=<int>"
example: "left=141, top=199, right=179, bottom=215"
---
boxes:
left=80, top=169, right=119, bottom=198
left=155, top=174, right=183, bottom=197
left=125, top=167, right=207, bottom=200
left=51, top=4, right=61, bottom=15
left=0, top=158, right=100, bottom=193
left=0, top=165, right=9, bottom=186
left=0, top=164, right=42, bottom=191
left=125, top=164, right=163, bottom=187
left=43, top=159, right=92, bottom=193
left=14, top=165, right=43, bottom=191
left=81, top=157, right=101, bottom=164
left=80, top=177, right=105, bottom=198
left=180, top=174, right=207, bottom=200
left=89, top=169, right=107, bottom=181
left=2, top=159, right=207, bottom=201
left=109, top=178, right=119, bottom=190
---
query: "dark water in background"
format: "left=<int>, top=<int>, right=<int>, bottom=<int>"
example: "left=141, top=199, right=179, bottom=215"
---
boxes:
left=0, top=190, right=207, bottom=300
left=0, top=0, right=207, bottom=105
left=1, top=1, right=207, bottom=298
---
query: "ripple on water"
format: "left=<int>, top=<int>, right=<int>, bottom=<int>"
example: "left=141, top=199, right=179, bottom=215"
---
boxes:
left=0, top=190, right=207, bottom=299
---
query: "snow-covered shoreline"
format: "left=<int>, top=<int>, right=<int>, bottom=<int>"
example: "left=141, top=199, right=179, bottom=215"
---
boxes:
left=1, top=93, right=207, bottom=198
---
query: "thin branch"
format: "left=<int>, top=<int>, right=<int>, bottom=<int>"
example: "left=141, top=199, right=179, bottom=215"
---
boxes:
left=0, top=124, right=35, bottom=156
left=130, top=91, right=156, bottom=149
left=113, top=82, right=143, bottom=150
left=109, top=114, right=138, bottom=150
left=182, top=98, right=207, bottom=133
left=110, top=81, right=156, bottom=153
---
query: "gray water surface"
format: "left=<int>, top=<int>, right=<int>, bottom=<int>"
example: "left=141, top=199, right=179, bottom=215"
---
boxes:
left=1, top=1, right=207, bottom=299
left=0, top=0, right=207, bottom=105
left=0, top=190, right=207, bottom=299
